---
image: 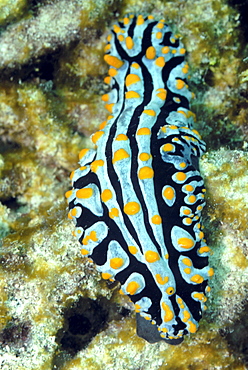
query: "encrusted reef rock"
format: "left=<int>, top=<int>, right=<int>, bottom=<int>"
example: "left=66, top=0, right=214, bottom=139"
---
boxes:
left=0, top=0, right=248, bottom=369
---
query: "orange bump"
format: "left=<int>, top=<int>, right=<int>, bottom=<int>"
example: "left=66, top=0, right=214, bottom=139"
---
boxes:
left=138, top=166, right=154, bottom=179
left=105, top=103, right=114, bottom=113
left=136, top=127, right=151, bottom=135
left=79, top=148, right=89, bottom=160
left=146, top=46, right=156, bottom=59
left=110, top=257, right=124, bottom=269
left=143, top=109, right=156, bottom=116
left=185, top=184, right=194, bottom=192
left=124, top=201, right=140, bottom=215
left=125, top=91, right=140, bottom=99
left=188, top=195, right=196, bottom=203
left=184, top=267, right=191, bottom=274
left=162, top=46, right=170, bottom=54
left=166, top=287, right=175, bottom=295
left=155, top=274, right=169, bottom=285
left=90, top=159, right=104, bottom=173
left=109, top=208, right=119, bottom=218
left=145, top=250, right=160, bottom=263
left=128, top=245, right=138, bottom=254
left=193, top=292, right=207, bottom=302
left=118, top=34, right=124, bottom=42
left=71, top=208, right=77, bottom=217
left=108, top=68, right=117, bottom=77
left=151, top=215, right=162, bottom=224
left=69, top=170, right=75, bottom=180
left=104, top=54, right=124, bottom=69
left=179, top=162, right=187, bottom=169
left=81, top=248, right=89, bottom=256
left=182, top=310, right=191, bottom=322
left=76, top=187, right=93, bottom=199
left=162, top=143, right=174, bottom=152
left=102, top=272, right=112, bottom=280
left=131, top=62, right=140, bottom=69
left=99, top=121, right=107, bottom=130
left=112, top=148, right=130, bottom=163
left=162, top=302, right=174, bottom=322
left=198, top=246, right=210, bottom=254
left=192, top=129, right=201, bottom=137
left=101, top=189, right=112, bottom=202
left=178, top=110, right=187, bottom=117
left=126, top=36, right=134, bottom=49
left=188, top=321, right=197, bottom=333
left=190, top=274, right=204, bottom=284
left=65, top=190, right=73, bottom=199
left=178, top=237, right=194, bottom=249
left=136, top=15, right=144, bottom=25
left=126, top=281, right=140, bottom=295
left=125, top=73, right=140, bottom=86
left=176, top=79, right=185, bottom=89
left=182, top=257, right=192, bottom=266
left=101, top=93, right=109, bottom=102
left=175, top=172, right=187, bottom=182
left=89, top=230, right=97, bottom=241
left=156, top=22, right=164, bottom=29
left=104, top=44, right=111, bottom=52
left=156, top=89, right=167, bottom=100
left=163, top=186, right=175, bottom=200
left=115, top=134, right=128, bottom=141
left=123, top=17, right=130, bottom=26
left=155, top=56, right=165, bottom=68
left=208, top=268, right=214, bottom=277
left=91, top=130, right=104, bottom=144
left=139, top=152, right=151, bottom=161
left=177, top=297, right=183, bottom=305
left=113, top=24, right=122, bottom=34
left=184, top=218, right=192, bottom=225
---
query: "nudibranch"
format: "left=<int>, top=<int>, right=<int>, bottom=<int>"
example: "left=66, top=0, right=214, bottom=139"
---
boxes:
left=66, top=14, right=214, bottom=344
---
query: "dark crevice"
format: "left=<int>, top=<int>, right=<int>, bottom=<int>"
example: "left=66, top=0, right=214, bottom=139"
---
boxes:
left=52, top=296, right=131, bottom=369
left=228, top=0, right=248, bottom=41
left=221, top=300, right=248, bottom=366
left=0, top=197, right=20, bottom=211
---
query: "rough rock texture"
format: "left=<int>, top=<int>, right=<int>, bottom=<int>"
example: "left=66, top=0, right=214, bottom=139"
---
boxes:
left=0, top=0, right=248, bottom=369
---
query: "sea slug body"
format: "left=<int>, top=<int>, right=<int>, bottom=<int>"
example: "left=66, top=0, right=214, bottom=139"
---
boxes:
left=66, top=14, right=214, bottom=344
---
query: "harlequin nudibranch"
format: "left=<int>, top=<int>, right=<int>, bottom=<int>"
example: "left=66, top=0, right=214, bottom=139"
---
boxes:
left=66, top=14, right=214, bottom=344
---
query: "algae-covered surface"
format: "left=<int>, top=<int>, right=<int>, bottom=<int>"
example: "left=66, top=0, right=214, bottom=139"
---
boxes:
left=0, top=0, right=248, bottom=369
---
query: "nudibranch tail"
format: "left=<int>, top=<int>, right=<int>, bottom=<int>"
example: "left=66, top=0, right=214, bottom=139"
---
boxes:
left=66, top=14, right=213, bottom=344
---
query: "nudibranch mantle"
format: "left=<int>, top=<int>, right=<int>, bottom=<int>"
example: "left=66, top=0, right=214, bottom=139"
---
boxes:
left=66, top=14, right=213, bottom=345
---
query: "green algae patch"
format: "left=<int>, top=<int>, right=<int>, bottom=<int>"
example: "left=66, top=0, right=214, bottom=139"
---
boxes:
left=0, top=0, right=28, bottom=26
left=60, top=314, right=244, bottom=370
left=159, top=331, right=245, bottom=370
left=60, top=357, right=82, bottom=370
left=202, top=149, right=248, bottom=233
left=200, top=149, right=248, bottom=352
left=0, top=203, right=10, bottom=239
left=0, top=275, right=12, bottom=331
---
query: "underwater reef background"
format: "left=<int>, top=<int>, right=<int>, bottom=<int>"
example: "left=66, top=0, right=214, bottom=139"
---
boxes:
left=0, top=0, right=248, bottom=369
